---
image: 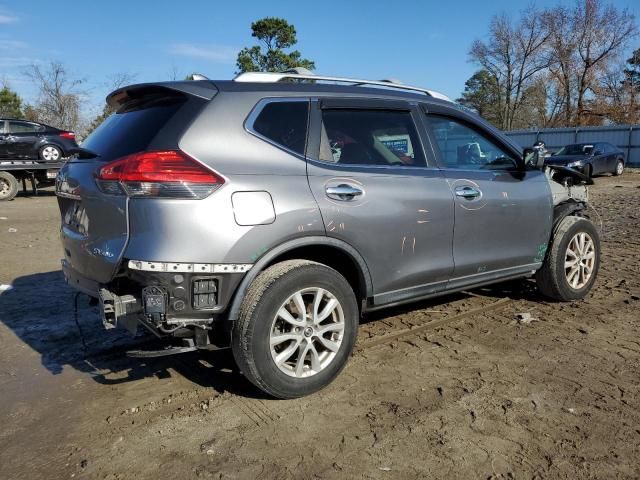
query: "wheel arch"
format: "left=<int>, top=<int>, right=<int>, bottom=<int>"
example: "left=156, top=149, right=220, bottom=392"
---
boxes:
left=227, top=236, right=373, bottom=321
left=553, top=200, right=587, bottom=231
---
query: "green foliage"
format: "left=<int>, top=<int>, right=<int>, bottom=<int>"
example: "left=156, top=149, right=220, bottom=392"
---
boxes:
left=0, top=86, right=23, bottom=118
left=85, top=104, right=113, bottom=137
left=22, top=105, right=39, bottom=122
left=457, top=70, right=501, bottom=126
left=236, top=17, right=315, bottom=73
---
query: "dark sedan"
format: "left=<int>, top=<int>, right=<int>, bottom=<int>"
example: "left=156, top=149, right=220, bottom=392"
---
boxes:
left=0, top=119, right=79, bottom=162
left=545, top=142, right=625, bottom=177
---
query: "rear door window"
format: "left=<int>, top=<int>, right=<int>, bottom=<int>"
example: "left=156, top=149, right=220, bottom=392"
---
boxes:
left=250, top=100, right=309, bottom=155
left=9, top=121, right=42, bottom=133
left=317, top=109, right=426, bottom=167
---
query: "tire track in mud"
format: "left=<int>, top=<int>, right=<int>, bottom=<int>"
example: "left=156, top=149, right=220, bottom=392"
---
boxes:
left=230, top=397, right=281, bottom=427
left=357, top=297, right=513, bottom=351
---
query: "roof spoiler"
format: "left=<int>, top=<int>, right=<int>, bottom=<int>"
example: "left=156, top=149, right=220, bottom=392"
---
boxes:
left=106, top=81, right=218, bottom=109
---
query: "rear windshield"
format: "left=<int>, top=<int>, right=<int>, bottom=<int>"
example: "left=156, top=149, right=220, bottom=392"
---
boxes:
left=82, top=97, right=186, bottom=160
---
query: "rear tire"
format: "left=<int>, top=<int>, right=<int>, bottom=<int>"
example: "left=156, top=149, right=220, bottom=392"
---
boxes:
left=535, top=216, right=600, bottom=301
left=39, top=145, right=62, bottom=162
left=232, top=260, right=359, bottom=399
left=0, top=171, right=18, bottom=201
left=613, top=159, right=624, bottom=176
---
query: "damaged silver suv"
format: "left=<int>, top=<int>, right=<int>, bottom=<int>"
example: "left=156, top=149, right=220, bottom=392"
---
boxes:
left=56, top=71, right=599, bottom=398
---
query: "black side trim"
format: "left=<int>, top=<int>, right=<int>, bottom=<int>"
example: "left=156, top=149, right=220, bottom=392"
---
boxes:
left=553, top=201, right=587, bottom=230
left=226, top=236, right=373, bottom=321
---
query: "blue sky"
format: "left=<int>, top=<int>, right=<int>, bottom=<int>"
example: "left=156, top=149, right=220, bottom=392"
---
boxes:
left=1, top=0, right=639, bottom=117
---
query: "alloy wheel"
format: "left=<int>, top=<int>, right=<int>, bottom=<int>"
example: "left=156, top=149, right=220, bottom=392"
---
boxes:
left=269, top=287, right=345, bottom=378
left=564, top=232, right=596, bottom=289
left=42, top=146, right=60, bottom=161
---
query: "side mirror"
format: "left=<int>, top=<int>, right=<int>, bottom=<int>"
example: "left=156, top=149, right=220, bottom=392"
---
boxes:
left=523, top=147, right=545, bottom=170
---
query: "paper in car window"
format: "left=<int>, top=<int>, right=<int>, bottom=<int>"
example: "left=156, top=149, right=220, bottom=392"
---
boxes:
left=377, top=134, right=413, bottom=156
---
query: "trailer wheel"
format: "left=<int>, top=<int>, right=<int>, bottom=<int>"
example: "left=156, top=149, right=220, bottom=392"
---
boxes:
left=0, top=171, right=19, bottom=201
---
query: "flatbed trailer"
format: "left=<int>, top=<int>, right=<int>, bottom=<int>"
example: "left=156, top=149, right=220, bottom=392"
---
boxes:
left=0, top=159, right=66, bottom=201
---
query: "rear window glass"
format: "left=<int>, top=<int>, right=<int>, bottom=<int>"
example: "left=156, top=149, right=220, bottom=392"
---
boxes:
left=82, top=98, right=185, bottom=160
left=251, top=101, right=309, bottom=155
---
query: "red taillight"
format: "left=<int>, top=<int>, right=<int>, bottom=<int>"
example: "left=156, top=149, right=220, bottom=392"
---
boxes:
left=59, top=131, right=75, bottom=140
left=95, top=150, right=224, bottom=199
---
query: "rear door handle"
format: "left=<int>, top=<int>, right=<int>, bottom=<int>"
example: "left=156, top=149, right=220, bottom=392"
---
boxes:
left=455, top=186, right=481, bottom=200
left=326, top=184, right=363, bottom=201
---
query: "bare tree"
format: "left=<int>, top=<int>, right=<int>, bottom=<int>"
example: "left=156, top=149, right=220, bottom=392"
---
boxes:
left=84, top=71, right=137, bottom=137
left=167, top=65, right=182, bottom=81
left=573, top=0, right=637, bottom=123
left=543, top=5, right=576, bottom=125
left=24, top=62, right=86, bottom=132
left=592, top=62, right=640, bottom=124
left=469, top=6, right=551, bottom=130
left=544, top=0, right=637, bottom=125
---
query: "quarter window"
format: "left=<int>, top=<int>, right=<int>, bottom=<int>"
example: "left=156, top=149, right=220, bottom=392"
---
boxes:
left=318, top=109, right=426, bottom=167
left=428, top=116, right=517, bottom=170
left=252, top=101, right=309, bottom=155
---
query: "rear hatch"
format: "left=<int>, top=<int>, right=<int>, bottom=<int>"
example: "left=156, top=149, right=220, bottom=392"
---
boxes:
left=57, top=83, right=215, bottom=284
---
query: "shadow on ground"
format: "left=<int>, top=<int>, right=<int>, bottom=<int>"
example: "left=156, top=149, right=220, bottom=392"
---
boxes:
left=0, top=270, right=265, bottom=397
left=0, top=271, right=543, bottom=397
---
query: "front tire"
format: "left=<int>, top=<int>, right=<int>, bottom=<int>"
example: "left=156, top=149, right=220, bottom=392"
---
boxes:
left=39, top=145, right=62, bottom=162
left=536, top=216, right=600, bottom=301
left=613, top=159, right=624, bottom=176
left=232, top=260, right=359, bottom=399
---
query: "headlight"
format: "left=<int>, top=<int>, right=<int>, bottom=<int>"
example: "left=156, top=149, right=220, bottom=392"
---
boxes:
left=567, top=160, right=583, bottom=167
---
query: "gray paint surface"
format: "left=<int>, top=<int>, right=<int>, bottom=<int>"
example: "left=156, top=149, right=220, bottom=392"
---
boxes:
left=58, top=82, right=559, bottom=317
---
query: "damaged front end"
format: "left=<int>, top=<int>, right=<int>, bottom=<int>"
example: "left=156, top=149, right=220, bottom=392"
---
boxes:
left=544, top=164, right=591, bottom=228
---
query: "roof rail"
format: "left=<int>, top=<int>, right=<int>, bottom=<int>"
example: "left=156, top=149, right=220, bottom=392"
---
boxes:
left=232, top=71, right=452, bottom=101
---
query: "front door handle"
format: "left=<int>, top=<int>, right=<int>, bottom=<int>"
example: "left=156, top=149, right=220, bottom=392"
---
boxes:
left=326, top=184, right=363, bottom=201
left=455, top=185, right=481, bottom=200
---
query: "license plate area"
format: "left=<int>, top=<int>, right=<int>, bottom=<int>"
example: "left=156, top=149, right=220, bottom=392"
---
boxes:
left=142, top=286, right=168, bottom=316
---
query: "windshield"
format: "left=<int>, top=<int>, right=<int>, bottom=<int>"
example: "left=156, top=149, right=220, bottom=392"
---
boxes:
left=555, top=144, right=593, bottom=156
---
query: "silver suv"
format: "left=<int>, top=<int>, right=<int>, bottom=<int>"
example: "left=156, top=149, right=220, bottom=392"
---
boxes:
left=56, top=72, right=600, bottom=398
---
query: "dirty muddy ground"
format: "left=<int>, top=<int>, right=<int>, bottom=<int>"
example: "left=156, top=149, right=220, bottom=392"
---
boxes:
left=1, top=173, right=639, bottom=480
